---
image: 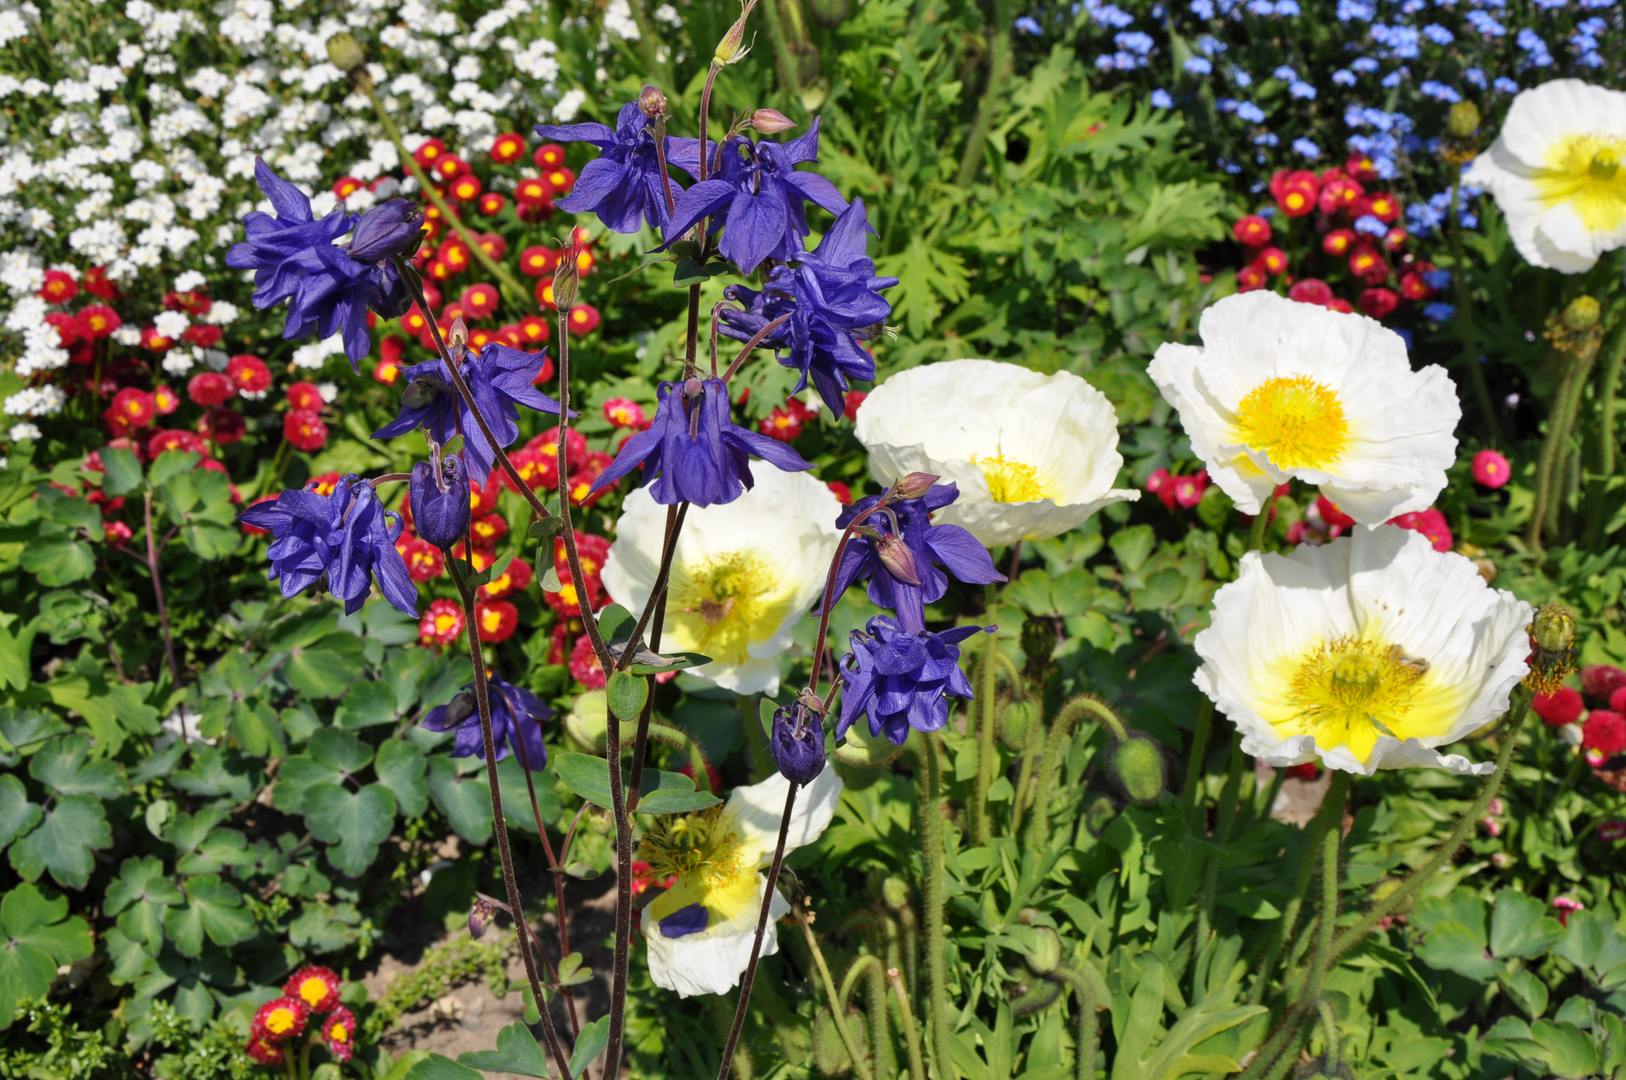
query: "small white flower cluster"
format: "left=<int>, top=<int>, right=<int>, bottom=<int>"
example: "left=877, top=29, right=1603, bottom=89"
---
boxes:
left=0, top=0, right=618, bottom=442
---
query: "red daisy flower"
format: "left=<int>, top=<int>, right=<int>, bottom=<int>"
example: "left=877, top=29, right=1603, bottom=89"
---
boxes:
left=419, top=598, right=466, bottom=647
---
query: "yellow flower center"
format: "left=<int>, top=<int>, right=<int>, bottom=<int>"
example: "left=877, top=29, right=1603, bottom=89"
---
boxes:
left=1282, top=637, right=1425, bottom=763
left=1535, top=133, right=1626, bottom=234
left=669, top=552, right=791, bottom=665
left=971, top=453, right=1049, bottom=502
left=265, top=1008, right=298, bottom=1035
left=434, top=614, right=458, bottom=634
left=1233, top=375, right=1349, bottom=471
left=329, top=1022, right=349, bottom=1043
left=638, top=807, right=744, bottom=888
left=298, top=977, right=329, bottom=1007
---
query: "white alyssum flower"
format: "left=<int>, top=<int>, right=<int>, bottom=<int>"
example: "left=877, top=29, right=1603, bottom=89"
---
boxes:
left=1195, top=526, right=1531, bottom=777
left=603, top=465, right=841, bottom=695
left=639, top=764, right=842, bottom=998
left=153, top=309, right=189, bottom=338
left=291, top=334, right=345, bottom=370
left=1464, top=79, right=1626, bottom=274
left=856, top=359, right=1138, bottom=548
left=1148, top=291, right=1459, bottom=523
left=553, top=88, right=586, bottom=122
left=9, top=422, right=41, bottom=441
left=161, top=351, right=195, bottom=375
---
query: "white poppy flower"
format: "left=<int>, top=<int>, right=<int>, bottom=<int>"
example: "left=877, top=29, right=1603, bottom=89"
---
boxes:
left=602, top=464, right=841, bottom=695
left=1194, top=526, right=1531, bottom=777
left=639, top=764, right=843, bottom=997
left=854, top=359, right=1138, bottom=548
left=1463, top=79, right=1626, bottom=274
left=1148, top=291, right=1459, bottom=524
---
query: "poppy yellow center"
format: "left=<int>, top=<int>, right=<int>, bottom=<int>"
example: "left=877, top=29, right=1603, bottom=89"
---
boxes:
left=971, top=453, right=1049, bottom=502
left=638, top=807, right=745, bottom=888
left=1279, top=637, right=1427, bottom=764
left=1536, top=133, right=1626, bottom=234
left=1233, top=375, right=1349, bottom=470
left=298, top=977, right=329, bottom=1007
left=265, top=1008, right=298, bottom=1035
left=669, top=551, right=792, bottom=665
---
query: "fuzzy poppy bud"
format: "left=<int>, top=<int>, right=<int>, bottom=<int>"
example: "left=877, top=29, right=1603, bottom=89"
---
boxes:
left=713, top=0, right=758, bottom=66
left=411, top=454, right=471, bottom=549
left=638, top=84, right=668, bottom=118
left=1526, top=603, right=1578, bottom=695
left=999, top=698, right=1040, bottom=751
left=750, top=108, right=797, bottom=134
left=1446, top=101, right=1480, bottom=140
left=1562, top=296, right=1601, bottom=332
left=1025, top=925, right=1062, bottom=975
left=771, top=701, right=826, bottom=786
left=326, top=33, right=366, bottom=75
left=1106, top=733, right=1166, bottom=806
left=875, top=532, right=921, bottom=586
left=812, top=1008, right=864, bottom=1076
left=891, top=472, right=940, bottom=501
left=880, top=876, right=909, bottom=911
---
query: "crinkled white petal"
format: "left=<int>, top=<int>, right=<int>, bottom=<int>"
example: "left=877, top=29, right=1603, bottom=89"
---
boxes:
left=1194, top=526, right=1532, bottom=776
left=642, top=882, right=789, bottom=998
left=855, top=359, right=1138, bottom=547
left=603, top=466, right=841, bottom=695
left=1149, top=292, right=1458, bottom=522
left=724, top=762, right=844, bottom=859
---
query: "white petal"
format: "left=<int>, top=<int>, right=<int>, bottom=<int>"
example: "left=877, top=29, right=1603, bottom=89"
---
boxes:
left=724, top=762, right=843, bottom=858
left=641, top=883, right=789, bottom=998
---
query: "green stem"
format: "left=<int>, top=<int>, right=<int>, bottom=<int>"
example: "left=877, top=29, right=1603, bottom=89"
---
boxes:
left=1300, top=793, right=1346, bottom=1004
left=797, top=910, right=877, bottom=1080
left=1549, top=354, right=1595, bottom=539
left=1331, top=691, right=1530, bottom=962
left=1194, top=744, right=1247, bottom=959
left=1236, top=1005, right=1308, bottom=1080
left=1050, top=969, right=1099, bottom=1080
left=1584, top=319, right=1626, bottom=547
left=865, top=957, right=897, bottom=1080
left=921, top=733, right=954, bottom=1080
left=887, top=966, right=929, bottom=1080
left=1247, top=771, right=1350, bottom=1005
left=1179, top=699, right=1214, bottom=827
left=973, top=624, right=1000, bottom=846
left=1315, top=1000, right=1340, bottom=1070
left=953, top=0, right=1013, bottom=190
left=757, top=0, right=803, bottom=104
left=1247, top=500, right=1271, bottom=553
left=1027, top=697, right=1111, bottom=851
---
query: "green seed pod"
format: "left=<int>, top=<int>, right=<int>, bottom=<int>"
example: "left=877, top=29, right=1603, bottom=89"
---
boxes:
left=1084, top=795, right=1118, bottom=838
left=1562, top=296, right=1601, bottom=332
left=1020, top=616, right=1058, bottom=679
left=1107, top=733, right=1167, bottom=806
left=325, top=33, right=366, bottom=75
left=1000, top=697, right=1040, bottom=751
left=1025, top=926, right=1061, bottom=975
left=806, top=0, right=848, bottom=27
left=1446, top=100, right=1480, bottom=139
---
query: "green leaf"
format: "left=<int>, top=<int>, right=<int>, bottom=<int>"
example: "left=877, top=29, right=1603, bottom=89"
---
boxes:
left=309, top=728, right=374, bottom=774
left=596, top=605, right=635, bottom=642
left=671, top=257, right=708, bottom=287
left=335, top=680, right=400, bottom=728
left=0, top=774, right=41, bottom=848
left=1499, top=968, right=1549, bottom=1020
left=28, top=733, right=125, bottom=797
left=1532, top=1019, right=1599, bottom=1079
left=875, top=235, right=968, bottom=339
left=635, top=771, right=720, bottom=815
left=99, top=447, right=143, bottom=496
left=1417, top=921, right=1499, bottom=980
left=148, top=450, right=199, bottom=488
left=376, top=740, right=429, bottom=818
left=0, top=710, right=68, bottom=753
left=288, top=900, right=361, bottom=954
left=569, top=1016, right=611, bottom=1078
left=164, top=874, right=256, bottom=957
left=46, top=674, right=160, bottom=754
left=527, top=517, right=563, bottom=542
left=606, top=672, right=647, bottom=720
left=19, top=534, right=95, bottom=586
left=286, top=648, right=358, bottom=698
left=1490, top=890, right=1565, bottom=960
left=171, top=748, right=257, bottom=804
left=1109, top=525, right=1156, bottom=574
left=0, top=617, right=40, bottom=692
left=458, top=1021, right=549, bottom=1077
left=427, top=756, right=492, bottom=845
left=553, top=752, right=613, bottom=808
left=302, top=783, right=397, bottom=877
left=403, top=1055, right=483, bottom=1080
left=271, top=755, right=344, bottom=813
left=105, top=856, right=184, bottom=950
left=265, top=602, right=340, bottom=652
left=0, top=884, right=93, bottom=1027
left=8, top=795, right=111, bottom=889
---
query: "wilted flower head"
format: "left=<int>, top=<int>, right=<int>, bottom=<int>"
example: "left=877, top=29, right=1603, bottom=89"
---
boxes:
left=423, top=672, right=552, bottom=770
left=237, top=474, right=417, bottom=616
left=374, top=342, right=564, bottom=483
left=226, top=159, right=410, bottom=369
left=821, top=482, right=1003, bottom=634
left=837, top=615, right=991, bottom=746
left=589, top=377, right=812, bottom=508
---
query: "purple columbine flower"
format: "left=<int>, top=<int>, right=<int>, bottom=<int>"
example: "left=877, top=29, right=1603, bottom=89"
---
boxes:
left=821, top=483, right=1003, bottom=634
left=836, top=616, right=990, bottom=746
left=237, top=474, right=417, bottom=616
left=718, top=199, right=896, bottom=416
left=422, top=673, right=551, bottom=770
left=410, top=451, right=470, bottom=549
left=662, top=119, right=848, bottom=274
left=771, top=700, right=826, bottom=786
left=587, top=377, right=812, bottom=507
left=536, top=100, right=683, bottom=234
left=373, top=342, right=565, bottom=483
left=226, top=159, right=413, bottom=369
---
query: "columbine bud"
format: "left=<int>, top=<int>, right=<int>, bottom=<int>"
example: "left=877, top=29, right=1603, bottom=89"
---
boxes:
left=1105, top=733, right=1166, bottom=806
left=713, top=0, right=758, bottom=66
left=347, top=198, right=424, bottom=263
left=1562, top=296, right=1601, bottom=332
left=771, top=702, right=826, bottom=786
left=1025, top=926, right=1061, bottom=975
left=638, top=84, right=668, bottom=118
left=326, top=33, right=367, bottom=76
left=1446, top=100, right=1480, bottom=139
left=411, top=453, right=471, bottom=549
left=875, top=533, right=921, bottom=586
left=891, top=472, right=940, bottom=501
left=750, top=108, right=797, bottom=135
left=1526, top=602, right=1578, bottom=695
left=468, top=896, right=496, bottom=939
left=553, top=247, right=581, bottom=311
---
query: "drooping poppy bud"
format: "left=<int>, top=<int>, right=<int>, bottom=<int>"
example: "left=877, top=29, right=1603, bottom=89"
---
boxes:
left=410, top=453, right=471, bottom=549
